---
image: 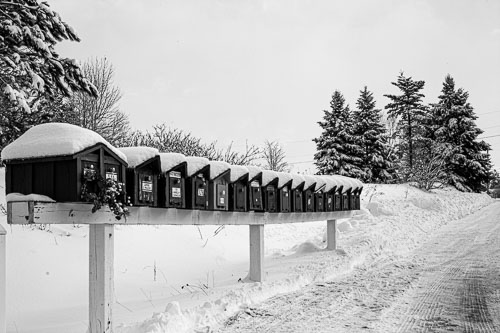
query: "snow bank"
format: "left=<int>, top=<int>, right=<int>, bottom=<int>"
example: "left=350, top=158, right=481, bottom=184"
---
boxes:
left=6, top=193, right=56, bottom=203
left=1, top=123, right=127, bottom=162
left=209, top=161, right=230, bottom=180
left=229, top=165, right=249, bottom=183
left=119, top=147, right=159, bottom=168
left=159, top=153, right=187, bottom=173
left=185, top=156, right=210, bottom=177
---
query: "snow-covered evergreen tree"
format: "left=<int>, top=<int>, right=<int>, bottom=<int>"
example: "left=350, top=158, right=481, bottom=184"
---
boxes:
left=0, top=0, right=97, bottom=113
left=352, top=86, right=394, bottom=182
left=384, top=72, right=427, bottom=179
left=313, top=90, right=363, bottom=178
left=428, top=75, right=491, bottom=192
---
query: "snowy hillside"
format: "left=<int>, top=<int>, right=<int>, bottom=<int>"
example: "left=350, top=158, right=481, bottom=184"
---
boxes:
left=0, top=167, right=493, bottom=333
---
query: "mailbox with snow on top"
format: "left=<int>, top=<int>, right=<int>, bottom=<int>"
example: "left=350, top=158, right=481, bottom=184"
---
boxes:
left=2, top=123, right=128, bottom=206
left=302, top=175, right=317, bottom=212
left=333, top=176, right=354, bottom=211
left=208, top=161, right=230, bottom=211
left=313, top=176, right=327, bottom=212
left=246, top=165, right=264, bottom=211
left=158, top=153, right=188, bottom=209
left=323, top=176, right=341, bottom=212
left=119, top=147, right=160, bottom=207
left=351, top=178, right=363, bottom=210
left=290, top=174, right=306, bottom=212
left=276, top=172, right=293, bottom=212
left=228, top=165, right=249, bottom=212
left=184, top=156, right=210, bottom=210
left=261, top=170, right=279, bottom=212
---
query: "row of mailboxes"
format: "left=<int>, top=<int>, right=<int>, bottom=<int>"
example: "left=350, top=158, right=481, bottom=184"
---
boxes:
left=2, top=123, right=362, bottom=212
left=118, top=147, right=363, bottom=213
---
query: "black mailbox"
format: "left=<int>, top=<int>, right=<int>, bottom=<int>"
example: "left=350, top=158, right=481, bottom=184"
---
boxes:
left=119, top=147, right=160, bottom=207
left=261, top=170, right=279, bottom=212
left=2, top=123, right=128, bottom=202
left=355, top=184, right=363, bottom=210
left=276, top=172, right=293, bottom=212
left=208, top=161, right=230, bottom=211
left=339, top=177, right=353, bottom=211
left=314, top=176, right=327, bottom=212
left=228, top=165, right=249, bottom=212
left=302, top=175, right=317, bottom=212
left=185, top=156, right=210, bottom=210
left=247, top=165, right=264, bottom=211
left=290, top=174, right=305, bottom=212
left=158, top=153, right=188, bottom=209
left=324, top=177, right=340, bottom=212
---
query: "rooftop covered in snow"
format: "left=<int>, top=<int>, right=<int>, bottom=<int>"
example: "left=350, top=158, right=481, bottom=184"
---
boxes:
left=229, top=165, right=249, bottom=183
left=159, top=153, right=187, bottom=173
left=276, top=172, right=293, bottom=189
left=246, top=165, right=263, bottom=181
left=291, top=174, right=306, bottom=190
left=209, top=161, right=230, bottom=180
left=302, top=175, right=317, bottom=190
left=261, top=170, right=279, bottom=187
left=119, top=147, right=159, bottom=168
left=1, top=123, right=127, bottom=162
left=185, top=156, right=210, bottom=177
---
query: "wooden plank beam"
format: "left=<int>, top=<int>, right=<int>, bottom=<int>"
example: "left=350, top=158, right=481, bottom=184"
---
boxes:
left=326, top=219, right=337, bottom=250
left=7, top=202, right=353, bottom=225
left=249, top=225, right=264, bottom=282
left=0, top=225, right=5, bottom=333
left=89, top=224, right=114, bottom=333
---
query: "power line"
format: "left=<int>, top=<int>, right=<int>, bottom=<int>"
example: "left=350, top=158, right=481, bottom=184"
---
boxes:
left=479, top=134, right=500, bottom=139
left=477, top=110, right=500, bottom=115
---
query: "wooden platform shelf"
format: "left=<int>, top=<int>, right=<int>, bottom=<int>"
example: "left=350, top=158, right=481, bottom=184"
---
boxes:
left=5, top=201, right=353, bottom=333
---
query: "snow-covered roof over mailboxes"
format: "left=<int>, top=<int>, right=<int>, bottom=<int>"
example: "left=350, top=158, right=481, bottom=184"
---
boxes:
left=185, top=156, right=210, bottom=177
left=229, top=165, right=249, bottom=183
left=159, top=153, right=187, bottom=173
left=209, top=161, right=230, bottom=180
left=291, top=174, right=306, bottom=190
left=313, top=176, right=327, bottom=191
left=302, top=175, right=317, bottom=190
left=246, top=165, right=263, bottom=181
left=261, top=170, right=279, bottom=187
left=119, top=147, right=159, bottom=168
left=276, top=172, right=293, bottom=189
left=332, top=175, right=355, bottom=193
left=1, top=123, right=127, bottom=162
left=324, top=176, right=343, bottom=192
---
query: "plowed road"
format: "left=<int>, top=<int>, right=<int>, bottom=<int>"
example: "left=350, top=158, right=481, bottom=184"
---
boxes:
left=219, top=201, right=500, bottom=333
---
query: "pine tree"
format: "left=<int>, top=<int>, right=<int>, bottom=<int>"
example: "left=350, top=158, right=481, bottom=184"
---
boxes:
left=428, top=75, right=491, bottom=192
left=313, top=91, right=364, bottom=178
left=384, top=72, right=427, bottom=179
left=352, top=86, right=394, bottom=182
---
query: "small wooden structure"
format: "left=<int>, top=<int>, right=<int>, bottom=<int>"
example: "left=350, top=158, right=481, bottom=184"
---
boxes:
left=302, top=175, right=317, bottom=212
left=291, top=174, right=305, bottom=212
left=276, top=172, right=293, bottom=212
left=184, top=156, right=210, bottom=210
left=247, top=166, right=264, bottom=211
left=208, top=161, right=231, bottom=211
left=120, top=147, right=160, bottom=207
left=261, top=170, right=279, bottom=212
left=158, top=153, right=188, bottom=209
left=228, top=165, right=249, bottom=212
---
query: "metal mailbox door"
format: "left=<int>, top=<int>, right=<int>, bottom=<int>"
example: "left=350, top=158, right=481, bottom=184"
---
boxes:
left=139, top=175, right=154, bottom=203
left=194, top=175, right=207, bottom=208
left=326, top=194, right=333, bottom=211
left=306, top=192, right=314, bottom=212
left=250, top=181, right=262, bottom=210
left=235, top=183, right=246, bottom=210
left=267, top=186, right=276, bottom=212
left=294, top=191, right=303, bottom=212
left=169, top=171, right=183, bottom=207
left=334, top=194, right=342, bottom=211
left=216, top=184, right=227, bottom=209
left=282, top=186, right=290, bottom=212
left=316, top=193, right=324, bottom=211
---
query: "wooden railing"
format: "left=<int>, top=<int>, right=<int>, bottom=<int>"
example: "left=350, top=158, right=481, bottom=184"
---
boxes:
left=4, top=201, right=353, bottom=333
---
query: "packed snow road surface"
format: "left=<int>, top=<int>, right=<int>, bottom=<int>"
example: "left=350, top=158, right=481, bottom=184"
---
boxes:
left=219, top=201, right=500, bottom=333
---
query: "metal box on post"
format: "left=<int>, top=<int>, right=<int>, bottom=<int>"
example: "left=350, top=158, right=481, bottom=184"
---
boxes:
left=2, top=123, right=128, bottom=203
left=276, top=172, right=293, bottom=212
left=184, top=156, right=210, bottom=210
left=208, top=161, right=231, bottom=211
left=290, top=174, right=305, bottom=212
left=339, top=177, right=353, bottom=211
left=261, top=170, right=279, bottom=213
left=228, top=165, right=249, bottom=212
left=313, top=176, right=327, bottom=212
left=158, top=153, right=188, bottom=209
left=119, top=147, right=160, bottom=207
left=246, top=165, right=264, bottom=211
left=302, top=175, right=317, bottom=212
left=324, top=177, right=340, bottom=212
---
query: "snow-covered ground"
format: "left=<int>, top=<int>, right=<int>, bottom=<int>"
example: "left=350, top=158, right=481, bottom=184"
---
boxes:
left=0, top=167, right=494, bottom=333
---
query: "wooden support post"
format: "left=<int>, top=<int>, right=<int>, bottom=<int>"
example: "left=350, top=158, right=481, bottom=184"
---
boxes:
left=249, top=224, right=264, bottom=282
left=89, top=224, right=114, bottom=333
left=0, top=225, right=6, bottom=333
left=326, top=219, right=337, bottom=250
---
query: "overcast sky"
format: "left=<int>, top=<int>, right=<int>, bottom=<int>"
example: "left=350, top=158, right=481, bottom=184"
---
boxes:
left=51, top=0, right=500, bottom=172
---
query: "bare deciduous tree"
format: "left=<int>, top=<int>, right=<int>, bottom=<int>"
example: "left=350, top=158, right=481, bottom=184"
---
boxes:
left=260, top=140, right=289, bottom=172
left=70, top=57, right=130, bottom=146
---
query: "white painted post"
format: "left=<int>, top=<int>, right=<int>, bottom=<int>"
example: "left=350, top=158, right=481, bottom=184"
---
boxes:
left=89, top=224, right=114, bottom=333
left=326, top=219, right=337, bottom=250
left=249, top=224, right=264, bottom=282
left=0, top=225, right=6, bottom=333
